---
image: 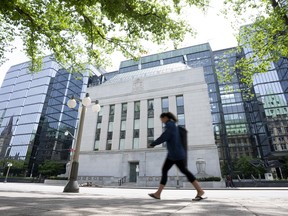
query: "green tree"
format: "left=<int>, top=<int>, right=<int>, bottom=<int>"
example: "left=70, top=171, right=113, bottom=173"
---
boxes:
left=234, top=156, right=266, bottom=178
left=0, top=0, right=208, bottom=72
left=0, top=159, right=25, bottom=176
left=38, top=160, right=65, bottom=177
left=219, top=0, right=288, bottom=88
left=281, top=156, right=288, bottom=179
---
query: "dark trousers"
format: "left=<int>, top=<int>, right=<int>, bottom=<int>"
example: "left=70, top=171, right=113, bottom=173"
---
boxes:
left=160, top=157, right=196, bottom=185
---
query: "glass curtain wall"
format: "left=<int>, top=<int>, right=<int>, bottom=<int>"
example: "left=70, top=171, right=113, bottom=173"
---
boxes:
left=28, top=68, right=87, bottom=176
left=214, top=49, right=254, bottom=162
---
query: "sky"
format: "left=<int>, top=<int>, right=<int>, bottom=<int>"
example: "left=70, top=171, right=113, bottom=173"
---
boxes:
left=0, top=0, right=239, bottom=87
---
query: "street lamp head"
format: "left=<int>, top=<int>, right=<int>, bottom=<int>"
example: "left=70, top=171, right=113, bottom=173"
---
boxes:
left=64, top=131, right=69, bottom=136
left=7, top=162, right=13, bottom=167
left=82, top=93, right=91, bottom=107
left=92, top=100, right=101, bottom=113
left=67, top=96, right=77, bottom=108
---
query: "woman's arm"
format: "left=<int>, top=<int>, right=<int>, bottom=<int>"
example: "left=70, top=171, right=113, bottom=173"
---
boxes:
left=150, top=123, right=173, bottom=146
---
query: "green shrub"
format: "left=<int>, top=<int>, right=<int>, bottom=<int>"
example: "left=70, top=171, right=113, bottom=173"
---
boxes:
left=198, top=177, right=221, bottom=182
left=47, top=176, right=68, bottom=180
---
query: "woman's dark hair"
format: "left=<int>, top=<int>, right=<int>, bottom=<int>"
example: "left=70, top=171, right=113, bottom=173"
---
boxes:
left=160, top=112, right=178, bottom=122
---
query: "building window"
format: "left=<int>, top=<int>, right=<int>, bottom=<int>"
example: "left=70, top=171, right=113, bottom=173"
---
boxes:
left=161, top=97, right=169, bottom=147
left=121, top=103, right=127, bottom=121
left=94, top=106, right=103, bottom=151
left=134, top=101, right=140, bottom=119
left=161, top=97, right=169, bottom=113
left=94, top=140, right=100, bottom=151
left=147, top=99, right=154, bottom=147
left=133, top=102, right=140, bottom=149
left=106, top=105, right=115, bottom=150
left=133, top=138, right=139, bottom=149
left=148, top=99, right=154, bottom=118
left=119, top=139, right=125, bottom=150
left=176, top=95, right=185, bottom=127
left=119, top=103, right=127, bottom=150
left=281, top=143, right=287, bottom=150
left=109, top=105, right=115, bottom=122
left=106, top=140, right=112, bottom=150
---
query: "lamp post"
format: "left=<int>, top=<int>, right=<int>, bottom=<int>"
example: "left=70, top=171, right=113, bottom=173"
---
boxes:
left=64, top=130, right=75, bottom=179
left=63, top=93, right=100, bottom=193
left=4, top=162, right=13, bottom=183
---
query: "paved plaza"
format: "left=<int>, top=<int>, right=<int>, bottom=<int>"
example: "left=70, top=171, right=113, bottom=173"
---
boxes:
left=0, top=183, right=288, bottom=215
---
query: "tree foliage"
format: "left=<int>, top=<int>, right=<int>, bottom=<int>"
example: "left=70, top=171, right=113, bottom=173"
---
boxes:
left=0, top=159, right=25, bottom=176
left=219, top=0, right=288, bottom=88
left=38, top=160, right=65, bottom=177
left=234, top=156, right=266, bottom=178
left=281, top=156, right=288, bottom=179
left=0, top=0, right=209, bottom=72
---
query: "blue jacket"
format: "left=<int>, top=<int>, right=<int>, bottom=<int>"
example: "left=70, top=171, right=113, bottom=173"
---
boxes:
left=151, top=120, right=186, bottom=161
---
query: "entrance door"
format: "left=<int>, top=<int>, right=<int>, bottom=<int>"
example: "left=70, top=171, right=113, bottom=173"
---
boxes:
left=129, top=162, right=139, bottom=182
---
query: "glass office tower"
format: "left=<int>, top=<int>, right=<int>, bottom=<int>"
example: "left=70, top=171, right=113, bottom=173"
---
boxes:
left=0, top=56, right=102, bottom=176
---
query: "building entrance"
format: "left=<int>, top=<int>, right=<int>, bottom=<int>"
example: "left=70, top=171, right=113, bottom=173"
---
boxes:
left=129, top=162, right=139, bottom=182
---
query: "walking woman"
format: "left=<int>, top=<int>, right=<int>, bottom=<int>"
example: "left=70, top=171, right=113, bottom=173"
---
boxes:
left=148, top=112, right=205, bottom=201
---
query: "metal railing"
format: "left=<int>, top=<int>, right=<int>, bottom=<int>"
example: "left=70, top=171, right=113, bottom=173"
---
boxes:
left=118, top=176, right=126, bottom=186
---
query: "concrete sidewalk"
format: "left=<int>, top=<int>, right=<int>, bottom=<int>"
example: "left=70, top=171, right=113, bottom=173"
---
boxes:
left=0, top=183, right=288, bottom=215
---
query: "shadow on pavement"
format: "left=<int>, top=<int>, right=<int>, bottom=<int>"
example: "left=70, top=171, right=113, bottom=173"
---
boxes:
left=0, top=192, right=286, bottom=216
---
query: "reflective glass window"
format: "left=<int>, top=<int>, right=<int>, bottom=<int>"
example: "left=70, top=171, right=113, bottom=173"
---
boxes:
left=119, top=139, right=125, bottom=150
left=14, top=123, right=38, bottom=134
left=178, top=114, right=185, bottom=126
left=109, top=105, right=115, bottom=115
left=0, top=85, right=13, bottom=94
left=176, top=95, right=184, bottom=106
left=7, top=98, right=25, bottom=108
left=148, top=118, right=154, bottom=128
left=94, top=140, right=100, bottom=151
left=12, top=134, right=33, bottom=145
left=119, top=65, right=139, bottom=73
left=24, top=94, right=46, bottom=105
left=121, top=121, right=126, bottom=130
left=27, top=86, right=48, bottom=96
left=162, top=97, right=169, bottom=112
left=16, top=74, right=32, bottom=83
left=18, top=113, right=41, bottom=125
left=21, top=104, right=43, bottom=114
left=30, top=77, right=50, bottom=88
left=13, top=81, right=30, bottom=91
left=163, top=56, right=184, bottom=64
left=133, top=138, right=139, bottom=149
left=108, top=122, right=113, bottom=132
left=9, top=90, right=27, bottom=100
left=5, top=106, right=22, bottom=117
left=134, top=101, right=140, bottom=112
left=5, top=70, right=19, bottom=80
left=134, top=119, right=140, bottom=129
left=106, top=140, right=112, bottom=150
left=148, top=99, right=154, bottom=118
left=141, top=61, right=160, bottom=69
left=1, top=78, right=15, bottom=87
left=9, top=145, right=29, bottom=157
